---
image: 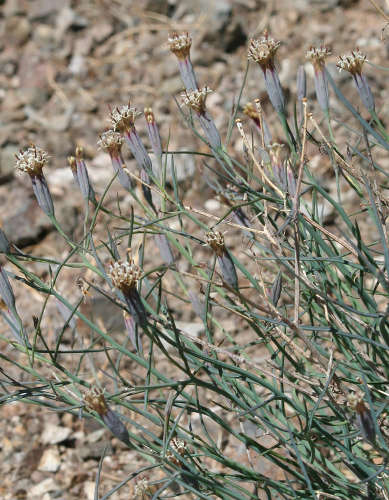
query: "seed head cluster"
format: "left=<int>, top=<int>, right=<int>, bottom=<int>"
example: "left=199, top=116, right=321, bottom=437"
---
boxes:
left=337, top=49, right=366, bottom=75
left=306, top=46, right=331, bottom=70
left=98, top=130, right=123, bottom=156
left=110, top=105, right=141, bottom=133
left=182, top=87, right=212, bottom=115
left=247, top=34, right=281, bottom=69
left=134, top=478, right=157, bottom=498
left=84, top=386, right=108, bottom=416
left=109, top=260, right=142, bottom=291
left=168, top=32, right=192, bottom=60
left=206, top=230, right=225, bottom=256
left=166, top=438, right=186, bottom=466
left=15, top=145, right=48, bottom=176
left=243, top=102, right=260, bottom=121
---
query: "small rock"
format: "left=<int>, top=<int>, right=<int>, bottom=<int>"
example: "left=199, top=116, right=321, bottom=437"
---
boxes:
left=38, top=447, right=61, bottom=472
left=84, top=481, right=96, bottom=500
left=28, top=0, right=68, bottom=21
left=4, top=16, right=31, bottom=46
left=0, top=145, right=17, bottom=182
left=204, top=198, right=221, bottom=212
left=175, top=321, right=204, bottom=338
left=30, top=477, right=58, bottom=497
left=41, top=424, right=71, bottom=445
left=151, top=151, right=195, bottom=183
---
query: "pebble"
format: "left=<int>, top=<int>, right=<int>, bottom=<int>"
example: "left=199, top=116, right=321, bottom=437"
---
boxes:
left=30, top=477, right=58, bottom=496
left=41, top=424, right=71, bottom=445
left=38, top=447, right=61, bottom=472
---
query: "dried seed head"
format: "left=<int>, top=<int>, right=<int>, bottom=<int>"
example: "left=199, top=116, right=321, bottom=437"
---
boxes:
left=98, top=130, right=123, bottom=156
left=243, top=102, right=260, bottom=122
left=347, top=390, right=364, bottom=410
left=109, top=260, right=142, bottom=291
left=144, top=107, right=155, bottom=124
left=67, top=156, right=77, bottom=173
left=133, top=477, right=157, bottom=498
left=168, top=32, right=192, bottom=60
left=247, top=33, right=281, bottom=70
left=337, top=49, right=367, bottom=75
left=75, top=145, right=84, bottom=159
left=306, top=46, right=331, bottom=71
left=182, top=86, right=212, bottom=115
left=15, top=145, right=48, bottom=176
left=348, top=391, right=376, bottom=442
left=166, top=438, right=187, bottom=466
left=206, top=230, right=225, bottom=256
left=84, top=386, right=108, bottom=416
left=110, top=105, right=141, bottom=133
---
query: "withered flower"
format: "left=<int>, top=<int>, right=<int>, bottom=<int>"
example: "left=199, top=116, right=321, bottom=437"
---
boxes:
left=133, top=476, right=158, bottom=499
left=348, top=391, right=376, bottom=443
left=84, top=386, right=130, bottom=445
left=243, top=102, right=271, bottom=145
left=166, top=437, right=187, bottom=466
left=206, top=231, right=238, bottom=290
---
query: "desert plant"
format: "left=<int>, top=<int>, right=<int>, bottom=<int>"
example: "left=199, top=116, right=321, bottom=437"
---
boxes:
left=1, top=28, right=389, bottom=500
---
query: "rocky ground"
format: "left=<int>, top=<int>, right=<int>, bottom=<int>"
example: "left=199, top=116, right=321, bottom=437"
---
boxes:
left=1, top=0, right=388, bottom=498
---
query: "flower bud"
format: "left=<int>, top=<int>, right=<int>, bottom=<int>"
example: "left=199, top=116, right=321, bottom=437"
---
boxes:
left=297, top=65, right=307, bottom=101
left=154, top=233, right=174, bottom=265
left=0, top=228, right=10, bottom=254
left=0, top=266, right=15, bottom=312
left=123, top=311, right=142, bottom=354
left=75, top=146, right=96, bottom=201
left=144, top=108, right=163, bottom=160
